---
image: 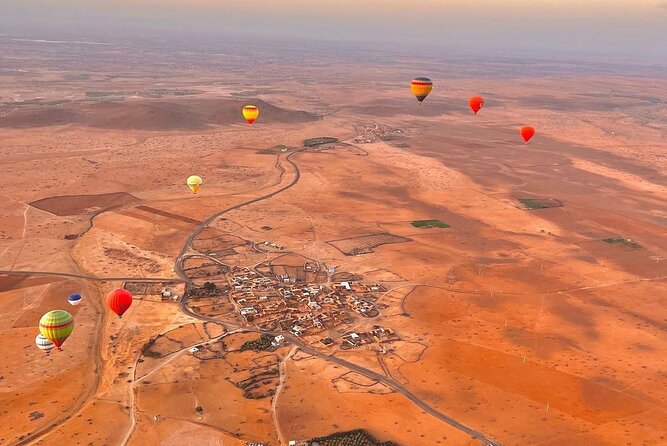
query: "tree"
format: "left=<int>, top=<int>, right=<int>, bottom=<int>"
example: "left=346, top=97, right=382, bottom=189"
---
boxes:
left=203, top=281, right=217, bottom=294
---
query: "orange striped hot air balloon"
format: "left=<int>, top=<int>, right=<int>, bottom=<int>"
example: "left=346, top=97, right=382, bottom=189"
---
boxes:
left=410, top=77, right=433, bottom=104
left=520, top=126, right=536, bottom=143
left=242, top=105, right=259, bottom=125
left=469, top=96, right=484, bottom=114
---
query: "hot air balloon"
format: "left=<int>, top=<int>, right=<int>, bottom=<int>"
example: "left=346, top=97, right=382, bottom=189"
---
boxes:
left=410, top=77, right=433, bottom=104
left=68, top=293, right=82, bottom=306
left=35, top=333, right=55, bottom=354
left=520, top=126, right=536, bottom=143
left=242, top=105, right=259, bottom=125
left=469, top=96, right=484, bottom=115
left=106, top=289, right=133, bottom=318
left=39, top=310, right=74, bottom=350
left=186, top=175, right=202, bottom=194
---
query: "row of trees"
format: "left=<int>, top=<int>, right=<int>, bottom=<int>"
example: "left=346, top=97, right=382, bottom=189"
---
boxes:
left=309, top=429, right=396, bottom=446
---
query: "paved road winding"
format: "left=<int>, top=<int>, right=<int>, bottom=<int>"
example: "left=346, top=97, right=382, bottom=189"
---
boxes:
left=2, top=148, right=500, bottom=446
left=174, top=149, right=502, bottom=446
left=0, top=270, right=183, bottom=283
left=175, top=149, right=305, bottom=279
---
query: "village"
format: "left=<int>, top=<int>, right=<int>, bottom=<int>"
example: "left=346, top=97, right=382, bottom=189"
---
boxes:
left=229, top=265, right=395, bottom=341
left=183, top=252, right=400, bottom=351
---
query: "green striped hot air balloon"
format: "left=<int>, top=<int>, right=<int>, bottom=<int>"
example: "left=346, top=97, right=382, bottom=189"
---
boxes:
left=39, top=310, right=74, bottom=350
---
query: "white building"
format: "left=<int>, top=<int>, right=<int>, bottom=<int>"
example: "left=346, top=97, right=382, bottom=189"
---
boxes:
left=271, top=335, right=286, bottom=346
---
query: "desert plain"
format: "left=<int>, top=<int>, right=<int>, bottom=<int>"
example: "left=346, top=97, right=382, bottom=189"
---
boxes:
left=0, top=35, right=666, bottom=446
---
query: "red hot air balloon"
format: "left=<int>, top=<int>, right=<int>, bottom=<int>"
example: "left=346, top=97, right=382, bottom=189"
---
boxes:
left=106, top=289, right=133, bottom=318
left=469, top=96, right=484, bottom=115
left=520, top=126, right=535, bottom=143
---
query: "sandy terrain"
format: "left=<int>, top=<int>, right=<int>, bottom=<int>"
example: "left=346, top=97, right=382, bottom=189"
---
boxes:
left=0, top=35, right=665, bottom=446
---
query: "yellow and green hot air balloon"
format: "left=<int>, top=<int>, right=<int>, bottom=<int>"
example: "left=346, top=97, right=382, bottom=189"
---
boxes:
left=410, top=77, right=433, bottom=104
left=242, top=105, right=259, bottom=125
left=186, top=175, right=202, bottom=194
left=39, top=310, right=74, bottom=350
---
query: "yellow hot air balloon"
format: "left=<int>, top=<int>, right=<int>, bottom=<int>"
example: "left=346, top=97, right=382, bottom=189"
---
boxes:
left=410, top=77, right=433, bottom=104
left=242, top=105, right=259, bottom=125
left=186, top=175, right=202, bottom=194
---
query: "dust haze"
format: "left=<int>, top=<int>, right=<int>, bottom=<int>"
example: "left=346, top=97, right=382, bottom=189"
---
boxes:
left=1, top=0, right=666, bottom=61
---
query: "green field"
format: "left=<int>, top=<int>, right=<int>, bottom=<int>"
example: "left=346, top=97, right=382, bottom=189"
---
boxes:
left=257, top=144, right=290, bottom=155
left=603, top=237, right=641, bottom=248
left=304, top=137, right=338, bottom=147
left=518, top=198, right=546, bottom=209
left=518, top=198, right=563, bottom=210
left=411, top=219, right=450, bottom=229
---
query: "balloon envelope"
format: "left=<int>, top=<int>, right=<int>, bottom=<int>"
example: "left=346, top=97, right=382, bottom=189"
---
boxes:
left=469, top=96, right=484, bottom=114
left=35, top=333, right=55, bottom=354
left=39, top=310, right=74, bottom=348
left=242, top=105, right=259, bottom=125
left=410, top=77, right=433, bottom=103
left=68, top=293, right=82, bottom=306
left=186, top=175, right=202, bottom=194
left=520, top=126, right=536, bottom=143
left=106, top=289, right=133, bottom=317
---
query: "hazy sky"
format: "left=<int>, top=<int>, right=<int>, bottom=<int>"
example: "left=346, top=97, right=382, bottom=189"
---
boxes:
left=1, top=0, right=666, bottom=62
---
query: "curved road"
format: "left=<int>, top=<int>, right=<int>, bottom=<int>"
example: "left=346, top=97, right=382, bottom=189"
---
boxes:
left=174, top=149, right=502, bottom=446
left=119, top=329, right=243, bottom=446
left=175, top=149, right=304, bottom=279
left=11, top=275, right=108, bottom=446
left=179, top=301, right=500, bottom=445
left=0, top=270, right=182, bottom=283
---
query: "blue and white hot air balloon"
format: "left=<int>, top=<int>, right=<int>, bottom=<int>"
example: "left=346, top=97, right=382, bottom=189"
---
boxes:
left=67, top=293, right=82, bottom=307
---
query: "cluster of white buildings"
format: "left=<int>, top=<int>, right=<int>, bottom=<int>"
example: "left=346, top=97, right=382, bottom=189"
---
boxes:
left=209, top=264, right=389, bottom=345
left=341, top=325, right=399, bottom=348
